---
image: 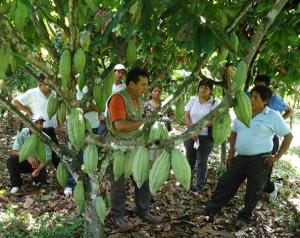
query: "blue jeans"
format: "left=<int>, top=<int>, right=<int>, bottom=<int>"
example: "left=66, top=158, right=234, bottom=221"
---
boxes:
left=184, top=136, right=214, bottom=191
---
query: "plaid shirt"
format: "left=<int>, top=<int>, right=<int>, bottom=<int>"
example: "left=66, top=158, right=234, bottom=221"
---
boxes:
left=12, top=128, right=52, bottom=161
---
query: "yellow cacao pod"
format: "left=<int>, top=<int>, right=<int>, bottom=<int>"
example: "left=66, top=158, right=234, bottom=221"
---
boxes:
left=77, top=73, right=86, bottom=91
left=80, top=31, right=91, bottom=51
left=74, top=180, right=85, bottom=210
left=19, top=134, right=38, bottom=162
left=212, top=111, right=231, bottom=145
left=113, top=150, right=125, bottom=181
left=126, top=38, right=137, bottom=65
left=149, top=151, right=171, bottom=195
left=34, top=139, right=46, bottom=164
left=232, top=61, right=248, bottom=91
left=170, top=148, right=191, bottom=191
left=14, top=0, right=28, bottom=31
left=132, top=146, right=150, bottom=188
left=56, top=162, right=68, bottom=188
left=234, top=90, right=252, bottom=127
left=73, top=48, right=86, bottom=73
left=83, top=144, right=98, bottom=173
left=124, top=150, right=136, bottom=178
left=95, top=196, right=106, bottom=224
left=59, top=50, right=71, bottom=80
left=57, top=103, right=67, bottom=124
left=47, top=94, right=58, bottom=120
left=67, top=108, right=85, bottom=151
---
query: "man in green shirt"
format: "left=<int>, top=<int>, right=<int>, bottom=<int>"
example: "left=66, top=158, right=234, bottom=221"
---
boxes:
left=7, top=114, right=52, bottom=194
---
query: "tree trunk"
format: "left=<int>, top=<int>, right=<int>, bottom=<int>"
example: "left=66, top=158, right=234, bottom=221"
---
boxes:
left=84, top=201, right=104, bottom=238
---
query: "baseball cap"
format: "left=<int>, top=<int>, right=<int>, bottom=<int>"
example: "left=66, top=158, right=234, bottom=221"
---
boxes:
left=30, top=114, right=45, bottom=122
left=113, top=64, right=126, bottom=72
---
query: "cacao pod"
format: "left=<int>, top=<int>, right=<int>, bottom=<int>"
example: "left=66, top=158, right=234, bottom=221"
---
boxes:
left=83, top=144, right=98, bottom=173
left=67, top=108, right=85, bottom=151
left=57, top=103, right=67, bottom=124
left=149, top=151, right=171, bottom=195
left=126, top=38, right=137, bottom=65
left=80, top=31, right=91, bottom=51
left=231, top=32, right=239, bottom=52
left=0, top=43, right=11, bottom=77
left=73, top=48, right=86, bottom=73
left=19, top=134, right=38, bottom=162
left=95, top=196, right=106, bottom=224
left=217, top=47, right=229, bottom=63
left=212, top=111, right=231, bottom=145
left=85, top=118, right=92, bottom=134
left=77, top=73, right=86, bottom=91
left=160, top=123, right=170, bottom=139
left=93, top=84, right=102, bottom=112
left=74, top=180, right=85, bottom=210
left=234, top=90, right=252, bottom=127
left=59, top=50, right=71, bottom=81
left=232, top=61, right=248, bottom=91
left=124, top=150, right=136, bottom=178
left=47, top=94, right=58, bottom=120
left=149, top=122, right=162, bottom=141
left=14, top=0, right=28, bottom=31
left=113, top=150, right=125, bottom=181
left=132, top=146, right=150, bottom=188
left=34, top=138, right=46, bottom=164
left=200, top=28, right=216, bottom=54
left=56, top=163, right=68, bottom=188
left=170, top=148, right=191, bottom=191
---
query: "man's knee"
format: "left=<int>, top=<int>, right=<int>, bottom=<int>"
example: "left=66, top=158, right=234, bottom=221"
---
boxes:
left=7, top=155, right=19, bottom=168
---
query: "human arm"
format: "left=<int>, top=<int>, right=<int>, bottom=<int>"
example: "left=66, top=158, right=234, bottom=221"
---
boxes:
left=13, top=99, right=33, bottom=116
left=282, top=105, right=293, bottom=120
left=227, top=131, right=237, bottom=167
left=32, top=161, right=49, bottom=177
left=265, top=132, right=293, bottom=165
left=114, top=119, right=145, bottom=132
left=184, top=111, right=193, bottom=128
left=12, top=150, right=40, bottom=169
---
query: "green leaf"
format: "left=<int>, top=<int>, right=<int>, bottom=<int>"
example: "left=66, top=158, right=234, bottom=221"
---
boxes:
left=200, top=28, right=216, bottom=54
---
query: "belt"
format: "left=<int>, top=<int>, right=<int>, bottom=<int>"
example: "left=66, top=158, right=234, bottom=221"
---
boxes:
left=238, top=152, right=271, bottom=158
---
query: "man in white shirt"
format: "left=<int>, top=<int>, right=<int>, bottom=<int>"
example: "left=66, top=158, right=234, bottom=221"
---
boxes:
left=13, top=75, right=60, bottom=168
left=112, top=64, right=126, bottom=93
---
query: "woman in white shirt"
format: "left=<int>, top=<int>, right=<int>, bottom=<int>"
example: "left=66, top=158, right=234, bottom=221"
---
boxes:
left=184, top=79, right=220, bottom=194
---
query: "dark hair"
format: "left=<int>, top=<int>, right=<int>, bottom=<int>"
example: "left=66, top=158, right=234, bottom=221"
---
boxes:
left=197, top=78, right=214, bottom=91
left=40, top=74, right=46, bottom=81
left=250, top=85, right=272, bottom=103
left=125, top=67, right=149, bottom=86
left=254, top=75, right=271, bottom=87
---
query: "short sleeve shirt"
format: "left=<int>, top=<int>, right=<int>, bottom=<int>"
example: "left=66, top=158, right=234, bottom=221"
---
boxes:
left=232, top=106, right=290, bottom=155
left=184, top=97, right=220, bottom=135
left=12, top=128, right=52, bottom=161
left=15, top=87, right=57, bottom=128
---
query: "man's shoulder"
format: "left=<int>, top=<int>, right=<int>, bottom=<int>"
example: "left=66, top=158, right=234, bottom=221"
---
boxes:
left=18, top=128, right=30, bottom=137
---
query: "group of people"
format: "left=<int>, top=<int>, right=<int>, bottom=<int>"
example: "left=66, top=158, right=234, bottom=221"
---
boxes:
left=6, top=64, right=293, bottom=230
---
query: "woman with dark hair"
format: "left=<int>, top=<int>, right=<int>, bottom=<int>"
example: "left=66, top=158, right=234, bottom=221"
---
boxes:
left=184, top=79, right=220, bottom=195
left=144, top=85, right=163, bottom=116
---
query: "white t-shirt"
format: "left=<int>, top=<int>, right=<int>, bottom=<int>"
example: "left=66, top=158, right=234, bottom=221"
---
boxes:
left=15, top=87, right=57, bottom=128
left=184, top=96, right=220, bottom=135
left=112, top=83, right=125, bottom=94
left=76, top=85, right=99, bottom=129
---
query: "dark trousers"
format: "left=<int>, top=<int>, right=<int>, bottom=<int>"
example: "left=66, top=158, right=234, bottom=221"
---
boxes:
left=110, top=166, right=150, bottom=218
left=264, top=135, right=279, bottom=193
left=206, top=154, right=270, bottom=221
left=7, top=155, right=46, bottom=187
left=184, top=136, right=214, bottom=191
left=43, top=127, right=60, bottom=168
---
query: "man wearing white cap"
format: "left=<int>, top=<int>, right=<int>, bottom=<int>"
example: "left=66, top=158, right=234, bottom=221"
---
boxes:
left=112, top=64, right=126, bottom=93
left=7, top=114, right=52, bottom=194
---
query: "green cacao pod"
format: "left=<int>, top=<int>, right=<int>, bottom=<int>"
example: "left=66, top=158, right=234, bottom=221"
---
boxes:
left=149, top=122, right=162, bottom=141
left=126, top=38, right=137, bottom=65
left=200, top=28, right=216, bottom=54
left=95, top=196, right=106, bottom=224
left=124, top=150, right=136, bottom=178
left=234, top=90, right=252, bottom=127
left=56, top=162, right=68, bottom=188
left=0, top=43, right=11, bottom=77
left=212, top=111, right=231, bottom=146
left=74, top=180, right=85, bottom=209
left=171, top=148, right=191, bottom=191
left=14, top=0, right=28, bottom=31
left=67, top=108, right=85, bottom=151
left=113, top=150, right=125, bottom=181
left=85, top=118, right=92, bottom=134
left=80, top=31, right=91, bottom=51
left=132, top=146, right=150, bottom=188
left=232, top=61, right=248, bottom=91
left=93, top=84, right=102, bottom=112
left=59, top=50, right=71, bottom=81
left=73, top=48, right=86, bottom=73
left=231, top=32, right=239, bottom=52
left=19, top=134, right=38, bottom=162
left=83, top=144, right=98, bottom=173
left=149, top=151, right=171, bottom=195
left=216, top=47, right=229, bottom=63
left=34, top=139, right=46, bottom=164
left=57, top=103, right=67, bottom=124
left=77, top=73, right=86, bottom=91
left=47, top=94, right=58, bottom=120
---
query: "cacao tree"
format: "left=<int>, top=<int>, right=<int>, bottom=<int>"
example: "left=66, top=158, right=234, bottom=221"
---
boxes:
left=0, top=0, right=299, bottom=237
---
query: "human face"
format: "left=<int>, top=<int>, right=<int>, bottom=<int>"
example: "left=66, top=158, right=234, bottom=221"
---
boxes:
left=151, top=87, right=162, bottom=100
left=114, top=69, right=126, bottom=83
left=250, top=91, right=267, bottom=112
left=198, top=85, right=211, bottom=99
left=130, top=76, right=148, bottom=97
left=40, top=78, right=51, bottom=93
left=33, top=120, right=44, bottom=130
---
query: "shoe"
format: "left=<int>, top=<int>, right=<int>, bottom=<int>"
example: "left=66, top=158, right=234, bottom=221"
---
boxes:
left=191, top=186, right=202, bottom=195
left=138, top=212, right=161, bottom=224
left=10, top=187, right=20, bottom=194
left=194, top=207, right=216, bottom=221
left=32, top=181, right=41, bottom=187
left=112, top=217, right=133, bottom=232
left=64, top=187, right=73, bottom=196
left=268, top=183, right=281, bottom=202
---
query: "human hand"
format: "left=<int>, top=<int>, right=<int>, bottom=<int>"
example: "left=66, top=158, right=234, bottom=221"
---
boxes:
left=32, top=169, right=40, bottom=177
left=28, top=157, right=39, bottom=169
left=265, top=155, right=279, bottom=166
